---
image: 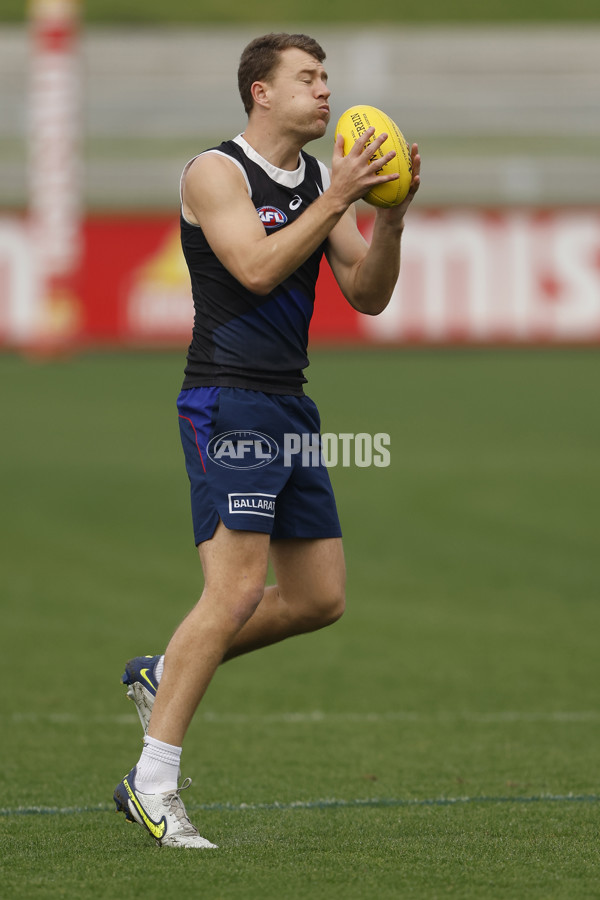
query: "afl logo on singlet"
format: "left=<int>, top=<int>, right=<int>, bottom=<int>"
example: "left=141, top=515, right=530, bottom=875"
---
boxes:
left=257, top=206, right=288, bottom=228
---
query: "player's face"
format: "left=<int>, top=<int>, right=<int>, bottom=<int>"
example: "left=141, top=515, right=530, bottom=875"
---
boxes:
left=266, top=48, right=331, bottom=141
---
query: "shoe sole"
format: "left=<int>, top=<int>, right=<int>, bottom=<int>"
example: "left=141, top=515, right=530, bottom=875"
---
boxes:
left=124, top=682, right=154, bottom=732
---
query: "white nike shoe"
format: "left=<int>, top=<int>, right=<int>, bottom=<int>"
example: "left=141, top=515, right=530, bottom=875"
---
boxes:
left=114, top=766, right=218, bottom=849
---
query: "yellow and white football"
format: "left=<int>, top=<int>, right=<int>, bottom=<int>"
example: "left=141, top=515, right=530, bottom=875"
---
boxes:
left=334, top=105, right=412, bottom=208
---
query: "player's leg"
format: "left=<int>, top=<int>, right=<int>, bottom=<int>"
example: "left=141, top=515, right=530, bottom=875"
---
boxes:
left=122, top=537, right=344, bottom=730
left=223, top=536, right=346, bottom=661
left=115, top=522, right=270, bottom=848
left=142, top=538, right=344, bottom=739
left=147, top=521, right=270, bottom=746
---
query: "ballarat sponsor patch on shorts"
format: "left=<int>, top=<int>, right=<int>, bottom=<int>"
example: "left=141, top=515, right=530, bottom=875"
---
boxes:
left=228, top=492, right=276, bottom=517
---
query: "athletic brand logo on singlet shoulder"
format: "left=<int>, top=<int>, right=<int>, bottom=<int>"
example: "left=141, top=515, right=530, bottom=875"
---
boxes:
left=289, top=195, right=302, bottom=210
left=257, top=206, right=288, bottom=228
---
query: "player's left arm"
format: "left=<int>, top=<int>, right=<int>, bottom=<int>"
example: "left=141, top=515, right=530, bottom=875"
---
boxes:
left=325, top=143, right=420, bottom=315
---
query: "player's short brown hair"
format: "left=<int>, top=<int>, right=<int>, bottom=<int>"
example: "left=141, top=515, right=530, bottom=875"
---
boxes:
left=238, top=33, right=326, bottom=116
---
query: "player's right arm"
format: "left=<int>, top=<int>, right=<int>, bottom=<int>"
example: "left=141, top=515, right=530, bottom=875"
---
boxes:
left=182, top=130, right=397, bottom=296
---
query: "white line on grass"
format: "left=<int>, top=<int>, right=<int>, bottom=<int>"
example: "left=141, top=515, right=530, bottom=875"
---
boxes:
left=2, top=794, right=598, bottom=817
left=7, top=710, right=600, bottom=726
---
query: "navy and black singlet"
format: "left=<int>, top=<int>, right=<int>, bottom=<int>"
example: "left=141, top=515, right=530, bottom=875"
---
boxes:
left=180, top=135, right=331, bottom=397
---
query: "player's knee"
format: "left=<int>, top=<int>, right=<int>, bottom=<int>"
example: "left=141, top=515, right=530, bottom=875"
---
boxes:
left=202, top=579, right=265, bottom=633
left=325, top=585, right=346, bottom=624
left=229, top=581, right=266, bottom=628
left=311, top=583, right=346, bottom=629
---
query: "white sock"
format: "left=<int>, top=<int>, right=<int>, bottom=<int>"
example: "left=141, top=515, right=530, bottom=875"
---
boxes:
left=155, top=655, right=165, bottom=682
left=135, top=735, right=182, bottom=794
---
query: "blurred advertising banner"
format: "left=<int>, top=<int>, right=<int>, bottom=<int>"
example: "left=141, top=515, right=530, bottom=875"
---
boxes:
left=1, top=208, right=600, bottom=349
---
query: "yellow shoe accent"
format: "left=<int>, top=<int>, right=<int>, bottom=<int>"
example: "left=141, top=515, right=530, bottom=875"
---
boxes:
left=123, top=778, right=167, bottom=840
left=140, top=667, right=158, bottom=692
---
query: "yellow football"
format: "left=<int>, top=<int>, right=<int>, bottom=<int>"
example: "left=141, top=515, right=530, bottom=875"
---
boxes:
left=334, top=105, right=412, bottom=208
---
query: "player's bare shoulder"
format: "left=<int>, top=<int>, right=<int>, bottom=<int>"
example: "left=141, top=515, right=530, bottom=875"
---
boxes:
left=183, top=151, right=250, bottom=225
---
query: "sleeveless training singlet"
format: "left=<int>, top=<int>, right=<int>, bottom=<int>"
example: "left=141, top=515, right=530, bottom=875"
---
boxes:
left=180, top=135, right=331, bottom=396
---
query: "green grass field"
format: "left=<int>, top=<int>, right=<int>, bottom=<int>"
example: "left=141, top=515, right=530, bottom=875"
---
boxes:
left=2, top=0, right=600, bottom=21
left=2, top=349, right=600, bottom=899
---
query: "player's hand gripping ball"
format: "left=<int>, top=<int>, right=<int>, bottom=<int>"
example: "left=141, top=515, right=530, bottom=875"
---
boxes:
left=335, top=105, right=412, bottom=208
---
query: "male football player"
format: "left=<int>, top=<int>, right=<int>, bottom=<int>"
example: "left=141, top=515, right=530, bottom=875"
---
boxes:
left=114, top=32, right=420, bottom=848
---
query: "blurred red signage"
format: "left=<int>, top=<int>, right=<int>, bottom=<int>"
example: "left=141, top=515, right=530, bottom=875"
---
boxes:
left=1, top=209, right=600, bottom=349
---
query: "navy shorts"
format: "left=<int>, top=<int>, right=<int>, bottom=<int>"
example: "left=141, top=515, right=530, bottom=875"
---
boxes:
left=177, top=386, right=342, bottom=545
